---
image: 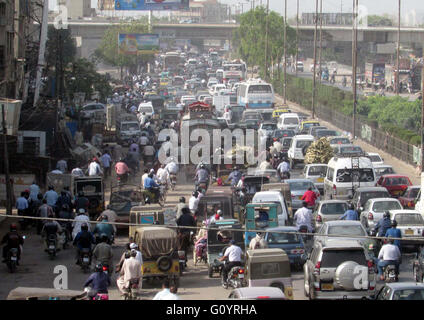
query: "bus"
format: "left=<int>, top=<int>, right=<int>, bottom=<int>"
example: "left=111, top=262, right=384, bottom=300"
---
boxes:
left=222, top=61, right=247, bottom=83
left=164, top=52, right=182, bottom=71
left=237, top=79, right=275, bottom=109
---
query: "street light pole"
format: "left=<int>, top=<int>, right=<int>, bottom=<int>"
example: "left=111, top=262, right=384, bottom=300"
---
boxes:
left=2, top=103, right=12, bottom=215
left=352, top=0, right=358, bottom=139
left=283, top=0, right=287, bottom=104
left=312, top=0, right=318, bottom=119
left=264, top=0, right=269, bottom=79
left=295, top=0, right=299, bottom=77
left=396, top=0, right=401, bottom=95
left=318, top=0, right=323, bottom=83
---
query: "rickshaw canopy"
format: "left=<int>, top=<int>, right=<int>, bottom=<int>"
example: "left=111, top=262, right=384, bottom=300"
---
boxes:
left=134, top=226, right=177, bottom=260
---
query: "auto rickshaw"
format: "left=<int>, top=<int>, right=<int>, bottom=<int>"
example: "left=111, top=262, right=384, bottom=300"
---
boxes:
left=74, top=176, right=104, bottom=219
left=245, top=248, right=293, bottom=300
left=242, top=175, right=270, bottom=204
left=260, top=183, right=293, bottom=221
left=207, top=219, right=245, bottom=278
left=129, top=205, right=164, bottom=239
left=6, top=287, right=87, bottom=300
left=134, top=226, right=180, bottom=287
left=196, top=192, right=235, bottom=224
left=109, top=184, right=144, bottom=230
left=245, top=203, right=279, bottom=247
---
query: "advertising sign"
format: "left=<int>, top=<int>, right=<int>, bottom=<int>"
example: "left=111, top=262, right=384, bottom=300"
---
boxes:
left=115, top=0, right=189, bottom=11
left=0, top=99, right=22, bottom=136
left=118, top=33, right=160, bottom=55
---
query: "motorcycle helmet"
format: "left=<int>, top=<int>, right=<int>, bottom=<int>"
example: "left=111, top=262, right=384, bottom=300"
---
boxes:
left=179, top=197, right=186, bottom=203
left=95, top=263, right=103, bottom=272
left=383, top=211, right=390, bottom=219
left=391, top=220, right=398, bottom=228
left=10, top=224, right=17, bottom=231
left=78, top=208, right=86, bottom=215
left=349, top=203, right=355, bottom=210
left=81, top=223, right=88, bottom=231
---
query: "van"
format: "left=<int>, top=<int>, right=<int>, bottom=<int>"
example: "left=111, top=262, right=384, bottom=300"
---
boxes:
left=278, top=113, right=300, bottom=131
left=324, top=156, right=376, bottom=200
left=287, top=135, right=314, bottom=169
left=137, top=102, right=154, bottom=118
left=116, top=115, right=141, bottom=146
left=251, top=191, right=290, bottom=226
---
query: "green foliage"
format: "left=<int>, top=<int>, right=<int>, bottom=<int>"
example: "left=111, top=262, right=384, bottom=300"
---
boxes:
left=367, top=14, right=393, bottom=27
left=46, top=26, right=76, bottom=69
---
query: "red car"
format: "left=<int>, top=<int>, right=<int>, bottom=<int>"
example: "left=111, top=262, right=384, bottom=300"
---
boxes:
left=376, top=174, right=413, bottom=198
left=398, top=186, right=420, bottom=208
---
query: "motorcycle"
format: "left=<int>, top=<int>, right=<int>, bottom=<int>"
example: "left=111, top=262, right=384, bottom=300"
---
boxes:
left=178, top=250, right=186, bottom=275
left=298, top=225, right=310, bottom=243
left=170, top=173, right=177, bottom=190
left=79, top=248, right=92, bottom=273
left=124, top=278, right=140, bottom=300
left=222, top=264, right=246, bottom=289
left=194, top=237, right=207, bottom=266
left=383, top=263, right=399, bottom=282
left=60, top=222, right=72, bottom=250
left=143, top=185, right=165, bottom=206
left=196, top=180, right=209, bottom=194
left=144, top=155, right=154, bottom=168
left=46, top=234, right=57, bottom=260
left=84, top=287, right=109, bottom=300
left=6, top=247, right=19, bottom=273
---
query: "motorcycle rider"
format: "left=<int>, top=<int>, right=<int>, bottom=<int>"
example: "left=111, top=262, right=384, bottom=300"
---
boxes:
left=249, top=232, right=268, bottom=250
left=84, top=263, right=111, bottom=299
left=175, top=197, right=188, bottom=220
left=41, top=212, right=63, bottom=251
left=156, top=163, right=170, bottom=187
left=92, top=234, right=114, bottom=274
left=294, top=201, right=313, bottom=233
left=385, top=220, right=402, bottom=251
left=116, top=249, right=142, bottom=296
left=98, top=205, right=118, bottom=234
left=73, top=223, right=95, bottom=265
left=1, top=224, right=24, bottom=265
left=376, top=238, right=401, bottom=281
left=144, top=172, right=160, bottom=202
left=226, top=166, right=242, bottom=188
left=209, top=209, right=223, bottom=223
left=301, top=187, right=318, bottom=209
left=276, top=157, right=290, bottom=179
left=189, top=191, right=200, bottom=216
left=72, top=208, right=91, bottom=240
left=374, top=211, right=392, bottom=237
left=93, top=215, right=115, bottom=244
left=115, top=158, right=130, bottom=182
left=55, top=190, right=72, bottom=212
left=57, top=204, right=74, bottom=248
left=75, top=191, right=89, bottom=213
left=219, top=239, right=244, bottom=287
left=339, top=203, right=358, bottom=221
left=194, top=164, right=209, bottom=189
left=165, top=157, right=179, bottom=176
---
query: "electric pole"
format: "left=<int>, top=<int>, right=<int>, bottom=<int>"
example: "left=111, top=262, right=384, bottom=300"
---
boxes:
left=352, top=0, right=358, bottom=139
left=318, top=0, right=323, bottom=83
left=295, top=0, right=299, bottom=77
left=2, top=104, right=12, bottom=215
left=396, top=0, right=401, bottom=95
left=264, top=0, right=269, bottom=79
left=283, top=0, right=287, bottom=104
left=421, top=61, right=424, bottom=206
left=312, top=0, right=318, bottom=119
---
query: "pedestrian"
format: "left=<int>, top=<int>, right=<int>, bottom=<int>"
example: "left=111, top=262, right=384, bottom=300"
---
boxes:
left=15, top=192, right=28, bottom=220
left=175, top=197, right=188, bottom=220
left=152, top=279, right=179, bottom=300
left=56, top=159, right=68, bottom=173
left=29, top=181, right=40, bottom=202
left=87, top=158, right=103, bottom=176
left=100, top=152, right=112, bottom=178
left=44, top=186, right=58, bottom=210
left=189, top=191, right=199, bottom=216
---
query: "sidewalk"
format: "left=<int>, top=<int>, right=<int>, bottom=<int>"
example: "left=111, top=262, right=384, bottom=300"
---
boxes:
left=275, top=94, right=421, bottom=185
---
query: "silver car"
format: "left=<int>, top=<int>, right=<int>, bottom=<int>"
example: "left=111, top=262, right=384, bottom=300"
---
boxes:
left=285, top=179, right=321, bottom=211
left=375, top=283, right=424, bottom=300
left=313, top=200, right=349, bottom=230
left=359, top=197, right=402, bottom=230
left=302, top=164, right=327, bottom=195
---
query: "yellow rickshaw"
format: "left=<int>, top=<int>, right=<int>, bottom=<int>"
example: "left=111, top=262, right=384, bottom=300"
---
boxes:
left=129, top=205, right=164, bottom=239
left=245, top=248, right=294, bottom=300
left=272, top=108, right=292, bottom=121
left=134, top=226, right=180, bottom=286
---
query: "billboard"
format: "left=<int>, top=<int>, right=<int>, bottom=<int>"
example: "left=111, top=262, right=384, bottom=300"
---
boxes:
left=0, top=99, right=22, bottom=136
left=115, top=0, right=189, bottom=11
left=118, top=33, right=160, bottom=55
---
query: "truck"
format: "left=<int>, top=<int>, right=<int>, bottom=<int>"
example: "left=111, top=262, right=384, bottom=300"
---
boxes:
left=365, top=62, right=385, bottom=84
left=116, top=114, right=141, bottom=146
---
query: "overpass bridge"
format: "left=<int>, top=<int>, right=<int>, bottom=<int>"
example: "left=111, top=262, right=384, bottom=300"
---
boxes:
left=55, top=20, right=424, bottom=61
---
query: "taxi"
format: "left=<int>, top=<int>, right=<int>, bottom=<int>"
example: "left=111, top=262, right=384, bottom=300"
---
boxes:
left=272, top=108, right=291, bottom=120
left=298, top=120, right=320, bottom=134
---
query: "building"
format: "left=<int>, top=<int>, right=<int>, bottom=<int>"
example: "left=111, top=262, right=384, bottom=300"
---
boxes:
left=58, top=0, right=94, bottom=19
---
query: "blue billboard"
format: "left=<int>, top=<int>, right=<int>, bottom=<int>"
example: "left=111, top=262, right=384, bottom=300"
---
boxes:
left=115, top=0, right=189, bottom=11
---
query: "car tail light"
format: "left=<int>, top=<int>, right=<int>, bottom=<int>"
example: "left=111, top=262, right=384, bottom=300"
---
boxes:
left=257, top=296, right=270, bottom=299
left=316, top=215, right=322, bottom=222
left=368, top=212, right=373, bottom=220
left=367, top=260, right=374, bottom=273
left=332, top=184, right=337, bottom=196
left=291, top=193, right=295, bottom=198
left=314, top=261, right=321, bottom=275
left=246, top=103, right=249, bottom=109
left=102, top=266, right=108, bottom=271
left=369, top=285, right=375, bottom=290
left=238, top=269, right=245, bottom=274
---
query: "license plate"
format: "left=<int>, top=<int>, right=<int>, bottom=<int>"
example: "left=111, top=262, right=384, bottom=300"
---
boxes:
left=49, top=245, right=55, bottom=249
left=316, top=178, right=324, bottom=183
left=179, top=260, right=185, bottom=263
left=83, top=257, right=89, bottom=263
left=405, top=229, right=414, bottom=235
left=238, top=274, right=244, bottom=278
left=11, top=257, right=17, bottom=261
left=321, top=283, right=334, bottom=291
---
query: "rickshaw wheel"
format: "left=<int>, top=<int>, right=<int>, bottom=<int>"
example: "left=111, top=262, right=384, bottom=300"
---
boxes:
left=208, top=265, right=214, bottom=278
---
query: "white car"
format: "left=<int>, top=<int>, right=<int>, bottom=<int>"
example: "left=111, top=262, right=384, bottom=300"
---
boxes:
left=207, top=78, right=218, bottom=89
left=389, top=210, right=424, bottom=250
left=80, top=103, right=106, bottom=119
left=359, top=198, right=402, bottom=230
left=367, top=152, right=384, bottom=165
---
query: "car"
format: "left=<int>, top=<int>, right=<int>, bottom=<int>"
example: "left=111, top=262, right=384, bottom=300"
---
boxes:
left=80, top=103, right=106, bottom=119
left=399, top=186, right=420, bottom=209
left=241, top=110, right=263, bottom=122
left=359, top=198, right=403, bottom=230
left=351, top=187, right=391, bottom=212
left=375, top=283, right=424, bottom=300
left=239, top=119, right=260, bottom=130
left=389, top=210, right=424, bottom=250
left=272, top=130, right=296, bottom=143
left=376, top=174, right=412, bottom=198
left=228, top=287, right=286, bottom=300
left=251, top=169, right=282, bottom=184
left=313, top=129, right=339, bottom=139
left=298, top=120, right=321, bottom=134
left=287, top=135, right=314, bottom=168
left=303, top=239, right=376, bottom=300
left=373, top=164, right=396, bottom=179
left=265, top=226, right=307, bottom=270
left=308, top=126, right=327, bottom=136
left=296, top=61, right=304, bottom=72
left=302, top=164, right=327, bottom=195
left=313, top=200, right=349, bottom=230
left=327, top=136, right=351, bottom=147
left=314, top=221, right=377, bottom=256
left=280, top=137, right=293, bottom=158
left=367, top=152, right=384, bottom=165
left=332, top=144, right=365, bottom=157
left=259, top=122, right=278, bottom=138
left=285, top=179, right=320, bottom=211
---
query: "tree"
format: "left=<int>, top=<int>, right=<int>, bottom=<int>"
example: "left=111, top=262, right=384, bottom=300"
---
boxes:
left=45, top=26, right=77, bottom=70
left=233, top=7, right=296, bottom=78
left=367, top=14, right=394, bottom=27
left=94, top=21, right=154, bottom=79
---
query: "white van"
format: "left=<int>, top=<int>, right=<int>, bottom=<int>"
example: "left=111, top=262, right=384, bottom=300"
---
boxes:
left=251, top=191, right=289, bottom=226
left=138, top=102, right=154, bottom=117
left=277, top=113, right=300, bottom=131
left=287, top=135, right=314, bottom=168
left=324, top=156, right=376, bottom=200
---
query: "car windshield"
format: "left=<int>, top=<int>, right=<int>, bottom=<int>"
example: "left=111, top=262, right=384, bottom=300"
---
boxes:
left=330, top=138, right=350, bottom=144
left=339, top=146, right=363, bottom=154
left=308, top=166, right=327, bottom=176
left=262, top=124, right=276, bottom=130
left=369, top=155, right=382, bottom=162
left=321, top=249, right=367, bottom=268
left=327, top=225, right=366, bottom=236
left=244, top=114, right=260, bottom=120
left=394, top=213, right=424, bottom=225
left=282, top=138, right=292, bottom=147
left=372, top=201, right=402, bottom=212
left=288, top=181, right=313, bottom=191
left=283, top=118, right=299, bottom=125
left=267, top=232, right=300, bottom=244
left=295, top=140, right=312, bottom=149
left=121, top=123, right=139, bottom=131
left=408, top=188, right=420, bottom=198
left=336, top=169, right=374, bottom=183
left=386, top=177, right=410, bottom=186
left=375, top=167, right=395, bottom=176
left=303, top=122, right=319, bottom=129
left=316, top=130, right=338, bottom=137
left=360, top=191, right=389, bottom=204
left=275, top=130, right=295, bottom=138
left=393, top=289, right=424, bottom=300
left=139, top=107, right=153, bottom=113
left=248, top=85, right=272, bottom=93
left=320, top=203, right=348, bottom=215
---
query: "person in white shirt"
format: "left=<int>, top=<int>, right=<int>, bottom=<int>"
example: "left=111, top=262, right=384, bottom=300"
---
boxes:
left=56, top=159, right=68, bottom=173
left=209, top=210, right=223, bottom=223
left=156, top=164, right=170, bottom=186
left=249, top=232, right=268, bottom=250
left=219, top=240, right=243, bottom=285
left=29, top=182, right=40, bottom=202
left=294, top=201, right=313, bottom=233
left=71, top=167, right=85, bottom=177
left=51, top=169, right=63, bottom=174
left=116, top=249, right=142, bottom=295
left=141, top=169, right=149, bottom=190
left=72, top=209, right=91, bottom=239
left=189, top=191, right=199, bottom=214
left=87, top=159, right=103, bottom=176
left=129, top=243, right=143, bottom=264
left=377, top=239, right=401, bottom=280
left=165, top=159, right=179, bottom=175
left=273, top=140, right=283, bottom=153
left=152, top=279, right=179, bottom=300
